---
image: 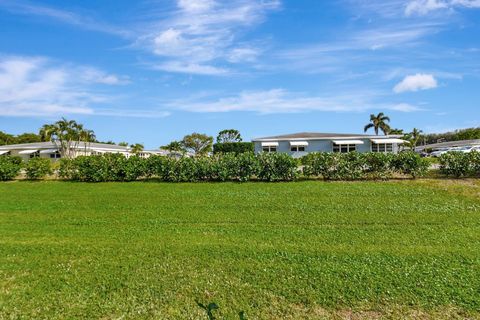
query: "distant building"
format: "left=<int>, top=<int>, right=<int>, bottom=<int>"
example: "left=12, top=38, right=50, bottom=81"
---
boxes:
left=252, top=132, right=405, bottom=157
left=415, top=139, right=480, bottom=152
left=0, top=141, right=160, bottom=161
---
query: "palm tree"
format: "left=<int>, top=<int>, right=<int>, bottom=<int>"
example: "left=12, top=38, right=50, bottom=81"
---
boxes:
left=38, top=118, right=95, bottom=159
left=80, top=129, right=96, bottom=155
left=39, top=124, right=55, bottom=142
left=364, top=112, right=391, bottom=135
left=130, top=143, right=144, bottom=154
left=409, top=128, right=423, bottom=150
left=388, top=128, right=404, bottom=135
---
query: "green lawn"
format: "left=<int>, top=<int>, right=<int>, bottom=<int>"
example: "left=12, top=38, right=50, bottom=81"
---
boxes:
left=1, top=181, right=480, bottom=319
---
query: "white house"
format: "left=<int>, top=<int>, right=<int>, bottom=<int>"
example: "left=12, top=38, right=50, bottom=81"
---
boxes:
left=252, top=132, right=405, bottom=157
left=0, top=141, right=160, bottom=161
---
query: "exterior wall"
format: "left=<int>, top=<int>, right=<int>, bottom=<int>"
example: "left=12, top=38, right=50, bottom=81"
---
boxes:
left=254, top=138, right=401, bottom=156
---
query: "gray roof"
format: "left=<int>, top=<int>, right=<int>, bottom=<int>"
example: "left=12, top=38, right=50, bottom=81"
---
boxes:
left=253, top=132, right=398, bottom=141
left=416, top=139, right=480, bottom=151
left=0, top=141, right=130, bottom=151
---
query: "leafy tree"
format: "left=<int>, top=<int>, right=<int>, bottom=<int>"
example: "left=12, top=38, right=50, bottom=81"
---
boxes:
left=364, top=112, right=391, bottom=135
left=39, top=118, right=95, bottom=159
left=161, top=141, right=185, bottom=153
left=402, top=128, right=423, bottom=151
left=388, top=128, right=404, bottom=135
left=80, top=129, right=96, bottom=155
left=216, top=129, right=242, bottom=143
left=15, top=133, right=41, bottom=144
left=182, top=133, right=213, bottom=156
left=118, top=142, right=129, bottom=147
left=0, top=131, right=16, bottom=145
left=423, top=127, right=480, bottom=144
left=130, top=143, right=144, bottom=154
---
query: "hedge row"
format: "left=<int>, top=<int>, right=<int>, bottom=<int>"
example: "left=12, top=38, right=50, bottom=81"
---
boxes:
left=0, top=156, right=23, bottom=180
left=0, top=156, right=53, bottom=180
left=439, top=151, right=480, bottom=178
left=302, top=152, right=429, bottom=180
left=0, top=151, right=437, bottom=182
left=59, top=152, right=299, bottom=182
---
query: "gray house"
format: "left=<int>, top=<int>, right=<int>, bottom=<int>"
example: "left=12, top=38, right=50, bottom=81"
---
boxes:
left=252, top=132, right=405, bottom=157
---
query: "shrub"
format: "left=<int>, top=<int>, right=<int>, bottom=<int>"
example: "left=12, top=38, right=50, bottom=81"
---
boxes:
left=303, top=152, right=428, bottom=180
left=302, top=152, right=365, bottom=180
left=25, top=158, right=52, bottom=180
left=59, top=154, right=147, bottom=182
left=0, top=156, right=23, bottom=181
left=213, top=142, right=254, bottom=154
left=363, top=152, right=394, bottom=180
left=439, top=151, right=480, bottom=178
left=391, top=152, right=429, bottom=179
left=257, top=152, right=298, bottom=181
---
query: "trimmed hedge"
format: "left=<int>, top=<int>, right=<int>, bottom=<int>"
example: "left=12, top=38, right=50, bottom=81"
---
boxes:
left=25, top=157, right=52, bottom=180
left=302, top=152, right=428, bottom=180
left=0, top=156, right=23, bottom=181
left=54, top=151, right=431, bottom=183
left=59, top=152, right=298, bottom=182
left=439, top=151, right=480, bottom=178
left=213, top=142, right=254, bottom=154
left=59, top=154, right=146, bottom=182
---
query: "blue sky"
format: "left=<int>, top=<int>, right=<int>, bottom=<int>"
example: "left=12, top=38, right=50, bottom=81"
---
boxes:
left=0, top=0, right=479, bottom=148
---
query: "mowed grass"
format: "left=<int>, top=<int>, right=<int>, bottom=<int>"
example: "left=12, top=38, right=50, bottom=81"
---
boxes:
left=1, top=181, right=480, bottom=319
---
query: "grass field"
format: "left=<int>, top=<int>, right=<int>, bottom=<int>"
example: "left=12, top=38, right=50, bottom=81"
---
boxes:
left=1, top=180, right=480, bottom=319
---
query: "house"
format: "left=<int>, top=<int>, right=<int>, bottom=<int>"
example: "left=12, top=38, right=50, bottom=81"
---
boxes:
left=252, top=132, right=405, bottom=157
left=0, top=141, right=159, bottom=161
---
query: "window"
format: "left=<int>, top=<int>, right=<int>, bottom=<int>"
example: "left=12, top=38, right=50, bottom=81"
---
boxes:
left=50, top=151, right=61, bottom=159
left=371, top=143, right=393, bottom=153
left=290, top=146, right=305, bottom=152
left=333, top=144, right=356, bottom=153
left=262, top=146, right=277, bottom=153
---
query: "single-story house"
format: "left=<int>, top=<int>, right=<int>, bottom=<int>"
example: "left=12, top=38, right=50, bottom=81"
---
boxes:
left=0, top=141, right=159, bottom=161
left=252, top=132, right=405, bottom=157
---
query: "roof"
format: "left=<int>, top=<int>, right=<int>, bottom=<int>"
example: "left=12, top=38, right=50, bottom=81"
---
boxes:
left=252, top=132, right=401, bottom=141
left=416, top=139, right=480, bottom=151
left=0, top=141, right=130, bottom=151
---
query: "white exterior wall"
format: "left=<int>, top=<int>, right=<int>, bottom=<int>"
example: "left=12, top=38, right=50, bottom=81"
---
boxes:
left=254, top=138, right=401, bottom=155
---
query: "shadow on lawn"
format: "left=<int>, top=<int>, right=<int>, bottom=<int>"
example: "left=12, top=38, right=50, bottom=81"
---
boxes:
left=196, top=301, right=247, bottom=319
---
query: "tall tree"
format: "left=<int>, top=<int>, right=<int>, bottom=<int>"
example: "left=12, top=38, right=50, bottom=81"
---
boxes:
left=404, top=128, right=423, bottom=150
left=15, top=133, right=41, bottom=144
left=216, top=129, right=242, bottom=143
left=118, top=142, right=129, bottom=147
left=161, top=141, right=185, bottom=153
left=182, top=133, right=213, bottom=156
left=0, top=131, right=16, bottom=145
left=388, top=128, right=404, bottom=135
left=130, top=143, right=144, bottom=154
left=80, top=129, right=96, bottom=155
left=39, top=118, right=94, bottom=159
left=364, top=113, right=391, bottom=135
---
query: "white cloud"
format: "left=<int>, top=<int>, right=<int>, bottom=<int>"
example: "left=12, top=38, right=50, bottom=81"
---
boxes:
left=80, top=67, right=130, bottom=85
left=405, top=0, right=480, bottom=15
left=177, top=0, right=216, bottom=12
left=0, top=0, right=130, bottom=37
left=227, top=47, right=260, bottom=63
left=166, top=89, right=421, bottom=114
left=388, top=103, right=423, bottom=112
left=393, top=73, right=438, bottom=93
left=0, top=55, right=168, bottom=118
left=405, top=0, right=448, bottom=16
left=142, top=0, right=280, bottom=74
left=153, top=62, right=228, bottom=75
